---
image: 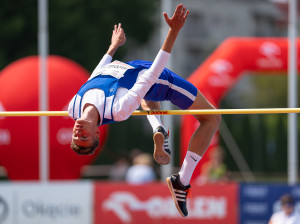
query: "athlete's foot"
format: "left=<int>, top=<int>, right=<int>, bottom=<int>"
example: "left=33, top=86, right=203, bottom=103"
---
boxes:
left=166, top=174, right=191, bottom=217
left=153, top=126, right=171, bottom=165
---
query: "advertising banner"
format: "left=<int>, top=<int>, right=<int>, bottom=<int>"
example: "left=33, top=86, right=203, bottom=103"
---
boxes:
left=0, top=184, right=13, bottom=224
left=240, top=183, right=300, bottom=224
left=0, top=181, right=93, bottom=224
left=94, top=182, right=238, bottom=224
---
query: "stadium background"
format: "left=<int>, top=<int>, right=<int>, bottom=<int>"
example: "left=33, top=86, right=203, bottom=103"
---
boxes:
left=0, top=0, right=300, bottom=223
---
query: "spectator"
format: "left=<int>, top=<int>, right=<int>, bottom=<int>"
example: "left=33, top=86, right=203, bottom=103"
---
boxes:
left=199, top=146, right=228, bottom=184
left=126, top=153, right=156, bottom=184
left=269, top=194, right=300, bottom=224
left=109, top=156, right=130, bottom=181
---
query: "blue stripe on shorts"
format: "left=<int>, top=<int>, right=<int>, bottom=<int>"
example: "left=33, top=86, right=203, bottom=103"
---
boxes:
left=126, top=60, right=198, bottom=109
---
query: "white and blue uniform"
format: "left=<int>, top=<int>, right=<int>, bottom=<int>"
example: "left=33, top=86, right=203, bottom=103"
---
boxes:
left=126, top=60, right=197, bottom=109
left=68, top=50, right=197, bottom=126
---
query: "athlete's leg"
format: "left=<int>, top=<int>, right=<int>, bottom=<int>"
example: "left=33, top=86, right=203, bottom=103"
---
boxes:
left=187, top=90, right=221, bottom=156
left=178, top=90, right=220, bottom=185
left=166, top=89, right=220, bottom=218
left=141, top=99, right=171, bottom=165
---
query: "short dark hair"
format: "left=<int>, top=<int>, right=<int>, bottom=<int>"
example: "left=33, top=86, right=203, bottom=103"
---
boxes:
left=70, top=137, right=100, bottom=155
left=280, top=194, right=294, bottom=206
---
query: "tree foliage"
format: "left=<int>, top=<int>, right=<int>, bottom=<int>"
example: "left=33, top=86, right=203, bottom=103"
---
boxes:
left=0, top=0, right=37, bottom=69
left=0, top=0, right=158, bottom=70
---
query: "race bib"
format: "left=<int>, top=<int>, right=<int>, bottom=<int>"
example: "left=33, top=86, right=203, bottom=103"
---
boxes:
left=100, top=61, right=134, bottom=79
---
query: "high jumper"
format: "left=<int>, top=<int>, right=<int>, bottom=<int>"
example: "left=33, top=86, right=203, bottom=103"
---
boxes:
left=67, top=4, right=220, bottom=217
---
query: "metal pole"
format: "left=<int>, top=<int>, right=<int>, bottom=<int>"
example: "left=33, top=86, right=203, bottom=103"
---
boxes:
left=160, top=0, right=174, bottom=181
left=220, top=121, right=256, bottom=182
left=288, top=0, right=298, bottom=185
left=38, top=0, right=49, bottom=183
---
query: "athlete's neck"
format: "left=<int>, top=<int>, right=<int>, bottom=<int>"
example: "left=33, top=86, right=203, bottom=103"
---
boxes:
left=82, top=104, right=100, bottom=125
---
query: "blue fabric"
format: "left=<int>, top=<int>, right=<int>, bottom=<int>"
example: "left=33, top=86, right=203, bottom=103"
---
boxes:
left=126, top=60, right=198, bottom=109
left=75, top=66, right=144, bottom=125
left=73, top=60, right=198, bottom=126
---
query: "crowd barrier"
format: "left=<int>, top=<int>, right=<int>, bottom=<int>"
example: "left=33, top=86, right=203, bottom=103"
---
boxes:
left=0, top=181, right=299, bottom=224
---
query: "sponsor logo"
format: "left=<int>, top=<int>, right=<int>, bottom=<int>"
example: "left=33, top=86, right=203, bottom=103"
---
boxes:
left=260, top=42, right=281, bottom=58
left=102, top=192, right=227, bottom=223
left=257, top=42, right=283, bottom=68
left=100, top=61, right=133, bottom=79
left=190, top=156, right=197, bottom=162
left=56, top=128, right=73, bottom=145
left=243, top=186, right=268, bottom=198
left=0, top=196, right=8, bottom=223
left=0, top=129, right=11, bottom=145
left=208, top=60, right=234, bottom=87
left=149, top=111, right=168, bottom=115
left=21, top=200, right=81, bottom=220
left=243, top=202, right=268, bottom=215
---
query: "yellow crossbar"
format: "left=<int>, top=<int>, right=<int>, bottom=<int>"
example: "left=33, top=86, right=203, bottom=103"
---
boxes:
left=0, top=108, right=299, bottom=117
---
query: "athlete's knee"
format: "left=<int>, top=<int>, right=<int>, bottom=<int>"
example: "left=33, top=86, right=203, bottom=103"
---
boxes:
left=187, top=90, right=221, bottom=128
left=199, top=113, right=221, bottom=125
left=208, top=105, right=221, bottom=125
left=194, top=111, right=221, bottom=131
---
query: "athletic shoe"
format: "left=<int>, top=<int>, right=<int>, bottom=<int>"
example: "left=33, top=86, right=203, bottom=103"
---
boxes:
left=166, top=174, right=191, bottom=217
left=153, top=126, right=171, bottom=165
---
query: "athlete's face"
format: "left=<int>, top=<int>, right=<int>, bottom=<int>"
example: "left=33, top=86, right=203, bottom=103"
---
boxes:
left=72, top=118, right=99, bottom=147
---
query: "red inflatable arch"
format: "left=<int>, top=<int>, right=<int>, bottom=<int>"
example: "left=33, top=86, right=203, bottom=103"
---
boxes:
left=0, top=56, right=108, bottom=180
left=181, top=38, right=300, bottom=181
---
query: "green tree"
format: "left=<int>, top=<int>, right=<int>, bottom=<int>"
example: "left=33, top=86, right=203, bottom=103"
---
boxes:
left=0, top=0, right=158, bottom=70
left=0, top=0, right=37, bottom=69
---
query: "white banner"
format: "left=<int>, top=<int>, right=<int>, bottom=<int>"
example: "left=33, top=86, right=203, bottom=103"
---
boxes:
left=0, top=181, right=92, bottom=224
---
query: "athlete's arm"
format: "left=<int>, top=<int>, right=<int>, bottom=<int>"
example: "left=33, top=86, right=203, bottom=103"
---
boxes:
left=161, top=3, right=189, bottom=53
left=106, top=23, right=126, bottom=57
left=113, top=4, right=189, bottom=121
left=90, top=23, right=126, bottom=79
left=130, top=3, right=189, bottom=89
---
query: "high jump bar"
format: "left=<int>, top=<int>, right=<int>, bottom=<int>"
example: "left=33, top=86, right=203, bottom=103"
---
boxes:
left=0, top=108, right=300, bottom=117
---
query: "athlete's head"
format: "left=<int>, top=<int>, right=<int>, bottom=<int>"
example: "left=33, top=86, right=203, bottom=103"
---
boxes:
left=71, top=118, right=100, bottom=155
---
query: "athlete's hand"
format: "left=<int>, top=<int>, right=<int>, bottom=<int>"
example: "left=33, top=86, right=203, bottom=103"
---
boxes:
left=111, top=23, right=126, bottom=48
left=163, top=4, right=189, bottom=33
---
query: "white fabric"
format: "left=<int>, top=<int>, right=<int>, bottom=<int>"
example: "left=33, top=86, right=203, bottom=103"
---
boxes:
left=178, top=151, right=202, bottom=186
left=126, top=164, right=156, bottom=184
left=270, top=211, right=300, bottom=224
left=81, top=89, right=105, bottom=124
left=98, top=60, right=134, bottom=79
left=68, top=50, right=170, bottom=123
left=89, top=54, right=113, bottom=80
left=148, top=49, right=170, bottom=80
left=68, top=94, right=81, bottom=119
